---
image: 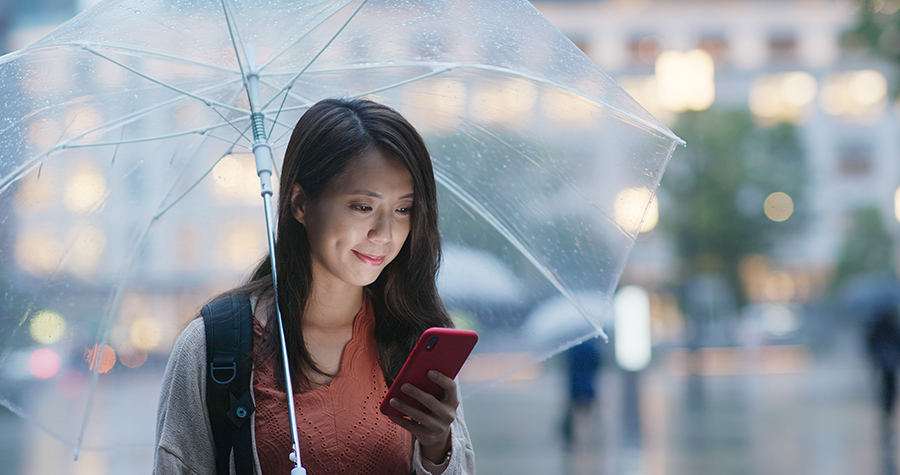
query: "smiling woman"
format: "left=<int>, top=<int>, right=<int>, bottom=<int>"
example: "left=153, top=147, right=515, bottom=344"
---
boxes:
left=291, top=149, right=414, bottom=292
left=154, top=98, right=476, bottom=475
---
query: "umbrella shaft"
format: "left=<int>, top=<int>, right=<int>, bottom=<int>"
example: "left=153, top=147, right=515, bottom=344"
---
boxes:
left=262, top=191, right=304, bottom=469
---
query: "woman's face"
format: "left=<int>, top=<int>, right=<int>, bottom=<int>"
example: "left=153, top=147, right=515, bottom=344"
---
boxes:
left=291, top=149, right=414, bottom=291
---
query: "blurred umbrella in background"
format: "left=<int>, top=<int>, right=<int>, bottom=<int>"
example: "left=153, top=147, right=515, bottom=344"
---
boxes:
left=839, top=272, right=900, bottom=322
left=0, top=0, right=681, bottom=462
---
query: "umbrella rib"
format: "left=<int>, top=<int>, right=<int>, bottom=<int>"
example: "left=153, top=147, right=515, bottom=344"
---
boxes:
left=31, top=42, right=238, bottom=75
left=74, top=221, right=155, bottom=459
left=432, top=167, right=596, bottom=333
left=73, top=118, right=250, bottom=455
left=0, top=398, right=81, bottom=451
left=257, top=0, right=356, bottom=72
left=0, top=83, right=249, bottom=193
left=220, top=0, right=256, bottom=112
left=153, top=129, right=251, bottom=221
left=84, top=46, right=248, bottom=114
left=260, top=0, right=369, bottom=112
left=459, top=119, right=628, bottom=234
left=61, top=125, right=246, bottom=149
left=264, top=60, right=681, bottom=142
left=271, top=66, right=456, bottom=115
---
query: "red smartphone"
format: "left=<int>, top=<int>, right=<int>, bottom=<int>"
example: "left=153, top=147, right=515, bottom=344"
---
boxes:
left=380, top=327, right=478, bottom=417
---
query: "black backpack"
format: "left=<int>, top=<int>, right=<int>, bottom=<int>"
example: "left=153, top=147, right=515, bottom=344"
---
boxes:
left=201, top=293, right=256, bottom=475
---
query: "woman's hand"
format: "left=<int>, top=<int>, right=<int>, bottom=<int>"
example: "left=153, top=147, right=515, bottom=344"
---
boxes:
left=387, top=370, right=457, bottom=463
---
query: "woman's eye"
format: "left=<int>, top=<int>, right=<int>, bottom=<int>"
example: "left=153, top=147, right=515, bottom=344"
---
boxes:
left=396, top=206, right=413, bottom=215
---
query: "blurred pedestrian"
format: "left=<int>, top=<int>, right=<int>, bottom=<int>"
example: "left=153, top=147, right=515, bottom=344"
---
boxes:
left=866, top=307, right=900, bottom=421
left=561, top=338, right=603, bottom=451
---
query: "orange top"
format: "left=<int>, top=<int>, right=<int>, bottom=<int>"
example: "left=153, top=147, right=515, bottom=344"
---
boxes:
left=252, top=297, right=413, bottom=475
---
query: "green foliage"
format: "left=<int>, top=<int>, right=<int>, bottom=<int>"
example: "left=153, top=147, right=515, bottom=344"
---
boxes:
left=660, top=109, right=806, bottom=304
left=846, top=0, right=900, bottom=96
left=831, top=206, right=896, bottom=289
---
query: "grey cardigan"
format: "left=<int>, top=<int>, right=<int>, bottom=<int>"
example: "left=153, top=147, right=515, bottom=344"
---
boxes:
left=153, top=318, right=476, bottom=474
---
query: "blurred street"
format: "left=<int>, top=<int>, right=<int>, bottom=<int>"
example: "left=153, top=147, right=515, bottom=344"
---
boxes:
left=0, top=323, right=893, bottom=474
left=464, top=325, right=887, bottom=475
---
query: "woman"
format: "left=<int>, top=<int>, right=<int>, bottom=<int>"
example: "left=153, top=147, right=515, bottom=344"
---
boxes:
left=154, top=98, right=476, bottom=474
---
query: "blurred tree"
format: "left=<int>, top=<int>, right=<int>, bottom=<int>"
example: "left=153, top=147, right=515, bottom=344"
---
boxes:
left=831, top=206, right=896, bottom=289
left=846, top=0, right=900, bottom=96
left=660, top=109, right=806, bottom=307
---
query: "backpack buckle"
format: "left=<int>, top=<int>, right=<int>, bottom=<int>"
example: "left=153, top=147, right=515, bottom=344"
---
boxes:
left=210, top=361, right=237, bottom=385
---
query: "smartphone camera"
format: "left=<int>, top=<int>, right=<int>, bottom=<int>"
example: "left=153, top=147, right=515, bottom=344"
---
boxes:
left=425, top=336, right=439, bottom=351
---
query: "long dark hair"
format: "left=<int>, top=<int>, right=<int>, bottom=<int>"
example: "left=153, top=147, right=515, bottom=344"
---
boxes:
left=237, top=98, right=451, bottom=390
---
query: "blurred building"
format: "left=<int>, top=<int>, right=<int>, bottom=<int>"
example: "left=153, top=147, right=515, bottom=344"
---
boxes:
left=533, top=0, right=899, bottom=299
left=3, top=0, right=896, bottom=352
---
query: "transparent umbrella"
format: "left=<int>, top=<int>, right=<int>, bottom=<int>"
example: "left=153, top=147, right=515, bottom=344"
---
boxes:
left=0, top=0, right=682, bottom=466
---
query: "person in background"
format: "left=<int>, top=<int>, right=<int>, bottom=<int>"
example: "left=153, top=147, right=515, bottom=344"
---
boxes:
left=866, top=306, right=900, bottom=431
left=561, top=338, right=603, bottom=451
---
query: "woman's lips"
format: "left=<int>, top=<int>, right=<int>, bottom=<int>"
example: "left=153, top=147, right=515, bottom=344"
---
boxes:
left=353, top=250, right=384, bottom=266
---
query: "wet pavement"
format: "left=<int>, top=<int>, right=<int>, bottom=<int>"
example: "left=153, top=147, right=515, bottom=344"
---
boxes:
left=0, top=327, right=892, bottom=474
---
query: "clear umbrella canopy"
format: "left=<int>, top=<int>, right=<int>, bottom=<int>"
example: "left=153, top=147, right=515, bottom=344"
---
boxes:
left=0, top=0, right=681, bottom=460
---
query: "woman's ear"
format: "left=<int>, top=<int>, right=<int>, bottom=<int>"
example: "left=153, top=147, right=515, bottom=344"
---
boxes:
left=290, top=183, right=308, bottom=224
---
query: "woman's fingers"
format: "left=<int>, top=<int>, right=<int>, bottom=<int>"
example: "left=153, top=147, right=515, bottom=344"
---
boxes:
left=387, top=372, right=459, bottom=447
left=427, top=371, right=460, bottom=404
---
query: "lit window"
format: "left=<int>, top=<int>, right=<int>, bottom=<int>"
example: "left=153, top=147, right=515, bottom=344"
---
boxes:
left=821, top=70, right=888, bottom=117
left=749, top=72, right=817, bottom=123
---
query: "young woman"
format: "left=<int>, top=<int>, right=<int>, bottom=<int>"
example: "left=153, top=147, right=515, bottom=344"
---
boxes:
left=154, top=98, right=476, bottom=474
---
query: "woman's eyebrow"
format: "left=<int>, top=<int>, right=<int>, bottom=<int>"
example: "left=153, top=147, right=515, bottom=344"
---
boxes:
left=347, top=190, right=414, bottom=200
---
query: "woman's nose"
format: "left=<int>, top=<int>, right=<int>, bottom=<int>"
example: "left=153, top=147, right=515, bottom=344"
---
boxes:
left=368, top=211, right=392, bottom=243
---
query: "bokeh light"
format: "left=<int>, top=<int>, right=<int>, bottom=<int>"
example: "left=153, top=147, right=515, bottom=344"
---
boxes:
left=29, top=348, right=62, bottom=379
left=64, top=162, right=107, bottom=213
left=130, top=318, right=162, bottom=350
left=118, top=343, right=149, bottom=369
left=640, top=197, right=659, bottom=233
left=614, top=285, right=652, bottom=371
left=29, top=310, right=66, bottom=345
left=85, top=344, right=116, bottom=373
left=821, top=70, right=888, bottom=116
left=614, top=187, right=655, bottom=234
left=14, top=228, right=62, bottom=277
left=895, top=186, right=900, bottom=223
left=655, top=49, right=715, bottom=112
left=218, top=220, right=266, bottom=271
left=66, top=224, right=108, bottom=277
left=212, top=154, right=259, bottom=204
left=764, top=272, right=796, bottom=302
left=749, top=72, right=817, bottom=122
left=764, top=192, right=794, bottom=222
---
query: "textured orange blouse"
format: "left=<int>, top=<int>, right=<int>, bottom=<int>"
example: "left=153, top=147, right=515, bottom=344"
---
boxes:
left=252, top=297, right=413, bottom=475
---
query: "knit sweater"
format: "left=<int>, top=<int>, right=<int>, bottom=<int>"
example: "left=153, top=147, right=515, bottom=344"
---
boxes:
left=153, top=314, right=476, bottom=474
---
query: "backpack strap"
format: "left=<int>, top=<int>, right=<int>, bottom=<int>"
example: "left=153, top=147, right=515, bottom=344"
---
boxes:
left=202, top=292, right=256, bottom=475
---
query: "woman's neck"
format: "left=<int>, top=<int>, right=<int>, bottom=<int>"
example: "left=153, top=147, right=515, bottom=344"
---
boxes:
left=304, top=280, right=364, bottom=331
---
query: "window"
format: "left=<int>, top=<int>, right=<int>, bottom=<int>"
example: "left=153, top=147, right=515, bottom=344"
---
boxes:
left=768, top=32, right=797, bottom=63
left=699, top=34, right=728, bottom=66
left=839, top=143, right=872, bottom=176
